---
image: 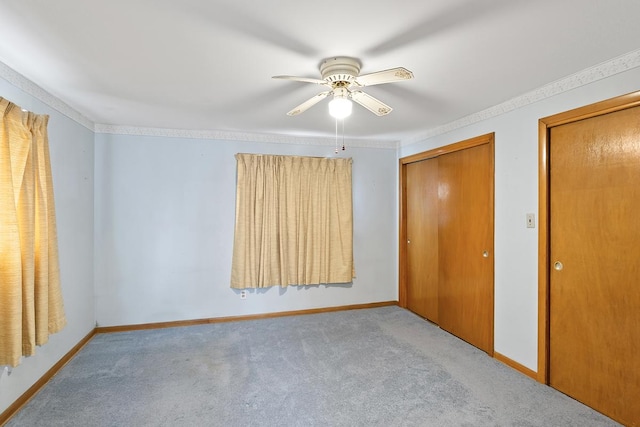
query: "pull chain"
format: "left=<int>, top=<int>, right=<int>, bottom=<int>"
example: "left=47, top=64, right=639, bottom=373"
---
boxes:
left=335, top=118, right=339, bottom=153
left=334, top=118, right=347, bottom=154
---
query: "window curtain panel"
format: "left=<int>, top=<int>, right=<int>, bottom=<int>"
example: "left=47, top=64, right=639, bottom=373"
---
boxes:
left=231, top=153, right=354, bottom=289
left=0, top=98, right=66, bottom=367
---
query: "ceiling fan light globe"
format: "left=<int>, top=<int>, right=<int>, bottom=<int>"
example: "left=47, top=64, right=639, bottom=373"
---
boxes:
left=329, top=98, right=352, bottom=119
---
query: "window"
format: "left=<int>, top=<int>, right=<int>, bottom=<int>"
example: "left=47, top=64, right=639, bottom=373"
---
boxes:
left=230, top=154, right=354, bottom=288
left=0, top=98, right=66, bottom=367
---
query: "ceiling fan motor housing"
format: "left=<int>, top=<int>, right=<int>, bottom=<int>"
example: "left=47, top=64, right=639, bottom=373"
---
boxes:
left=320, top=57, right=361, bottom=84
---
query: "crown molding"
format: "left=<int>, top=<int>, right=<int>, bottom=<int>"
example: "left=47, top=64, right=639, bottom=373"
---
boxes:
left=93, top=124, right=399, bottom=149
left=4, top=48, right=640, bottom=149
left=400, top=48, right=640, bottom=146
left=0, top=61, right=94, bottom=131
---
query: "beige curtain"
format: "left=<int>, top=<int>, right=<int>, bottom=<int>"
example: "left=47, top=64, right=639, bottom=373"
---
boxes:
left=0, top=98, right=66, bottom=367
left=231, top=153, right=354, bottom=289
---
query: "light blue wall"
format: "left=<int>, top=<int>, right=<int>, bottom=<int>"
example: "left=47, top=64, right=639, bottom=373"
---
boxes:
left=1, top=68, right=398, bottom=416
left=0, top=77, right=95, bottom=414
left=399, top=65, right=640, bottom=371
left=93, top=134, right=398, bottom=326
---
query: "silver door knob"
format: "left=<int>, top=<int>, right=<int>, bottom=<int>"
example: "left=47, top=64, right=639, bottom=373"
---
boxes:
left=482, top=251, right=489, bottom=258
left=554, top=261, right=563, bottom=271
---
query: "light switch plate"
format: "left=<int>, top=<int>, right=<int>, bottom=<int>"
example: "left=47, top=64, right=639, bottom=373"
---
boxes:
left=526, top=213, right=536, bottom=228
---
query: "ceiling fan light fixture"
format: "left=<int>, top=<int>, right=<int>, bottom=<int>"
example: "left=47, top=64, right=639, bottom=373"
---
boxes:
left=328, top=97, right=352, bottom=119
left=273, top=56, right=413, bottom=118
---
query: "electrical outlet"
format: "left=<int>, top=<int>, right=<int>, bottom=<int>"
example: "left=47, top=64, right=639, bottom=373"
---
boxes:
left=240, top=290, right=247, bottom=300
left=0, top=366, right=11, bottom=385
left=526, top=213, right=536, bottom=228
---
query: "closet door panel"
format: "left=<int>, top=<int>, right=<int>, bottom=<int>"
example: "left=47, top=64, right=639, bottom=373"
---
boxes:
left=437, top=143, right=493, bottom=354
left=405, top=158, right=439, bottom=322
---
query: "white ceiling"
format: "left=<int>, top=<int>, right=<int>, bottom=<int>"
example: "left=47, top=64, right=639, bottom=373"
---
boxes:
left=1, top=0, right=639, bottom=146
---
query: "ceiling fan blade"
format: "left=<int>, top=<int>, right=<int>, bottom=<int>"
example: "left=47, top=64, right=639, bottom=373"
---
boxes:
left=354, top=67, right=414, bottom=87
left=273, top=75, right=327, bottom=85
left=351, top=91, right=393, bottom=116
left=286, top=91, right=331, bottom=116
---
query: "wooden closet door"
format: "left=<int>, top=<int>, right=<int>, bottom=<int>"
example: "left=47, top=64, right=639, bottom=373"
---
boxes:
left=437, top=143, right=494, bottom=354
left=405, top=158, right=439, bottom=322
left=549, top=105, right=640, bottom=426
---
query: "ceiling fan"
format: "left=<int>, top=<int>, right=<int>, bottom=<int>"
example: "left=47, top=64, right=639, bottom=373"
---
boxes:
left=273, top=57, right=414, bottom=118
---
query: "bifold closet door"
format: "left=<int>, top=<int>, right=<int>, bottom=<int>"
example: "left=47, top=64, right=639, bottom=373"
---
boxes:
left=405, top=158, right=439, bottom=323
left=437, top=143, right=494, bottom=354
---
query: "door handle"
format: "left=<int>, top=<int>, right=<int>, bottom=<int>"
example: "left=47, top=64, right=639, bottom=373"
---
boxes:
left=554, top=261, right=564, bottom=271
left=482, top=251, right=489, bottom=258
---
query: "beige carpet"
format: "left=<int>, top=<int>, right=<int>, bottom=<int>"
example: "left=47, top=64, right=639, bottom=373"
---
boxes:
left=7, top=306, right=620, bottom=426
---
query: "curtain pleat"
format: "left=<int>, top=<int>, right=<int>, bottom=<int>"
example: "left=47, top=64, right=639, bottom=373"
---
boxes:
left=231, top=153, right=354, bottom=289
left=0, top=98, right=66, bottom=367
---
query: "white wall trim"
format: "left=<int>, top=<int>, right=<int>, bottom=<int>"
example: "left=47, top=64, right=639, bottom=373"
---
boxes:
left=4, top=48, right=640, bottom=147
left=400, top=48, right=640, bottom=146
left=0, top=61, right=94, bottom=131
left=93, top=124, right=398, bottom=149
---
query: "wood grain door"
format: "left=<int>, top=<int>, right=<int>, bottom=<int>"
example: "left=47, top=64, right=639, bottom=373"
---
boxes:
left=549, top=105, right=640, bottom=426
left=405, top=158, right=439, bottom=322
left=438, top=143, right=494, bottom=354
